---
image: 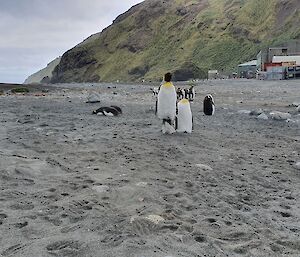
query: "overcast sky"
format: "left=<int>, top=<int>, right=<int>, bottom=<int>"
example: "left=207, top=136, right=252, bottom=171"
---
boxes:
left=0, top=0, right=143, bottom=83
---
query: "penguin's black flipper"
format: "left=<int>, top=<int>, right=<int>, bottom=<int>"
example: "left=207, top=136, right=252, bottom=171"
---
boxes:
left=175, top=116, right=178, bottom=130
left=192, top=115, right=194, bottom=130
left=155, top=99, right=158, bottom=115
left=110, top=106, right=122, bottom=114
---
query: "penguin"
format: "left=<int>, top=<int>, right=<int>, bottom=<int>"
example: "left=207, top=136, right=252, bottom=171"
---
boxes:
left=180, top=88, right=186, bottom=100
left=176, top=87, right=184, bottom=100
left=151, top=87, right=159, bottom=97
left=156, top=73, right=177, bottom=134
left=93, top=106, right=120, bottom=116
left=184, top=88, right=189, bottom=99
left=203, top=94, right=215, bottom=115
left=110, top=105, right=122, bottom=114
left=93, top=107, right=105, bottom=115
left=189, top=86, right=195, bottom=101
left=175, top=98, right=193, bottom=133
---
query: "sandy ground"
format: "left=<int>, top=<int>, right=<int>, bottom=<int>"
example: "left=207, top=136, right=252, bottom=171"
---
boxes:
left=0, top=79, right=299, bottom=257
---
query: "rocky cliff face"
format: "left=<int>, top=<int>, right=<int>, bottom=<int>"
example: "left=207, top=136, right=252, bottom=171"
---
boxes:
left=24, top=57, right=61, bottom=84
left=49, top=0, right=300, bottom=83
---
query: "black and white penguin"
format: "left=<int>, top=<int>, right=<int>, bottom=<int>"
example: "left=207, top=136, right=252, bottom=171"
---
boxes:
left=176, top=87, right=184, bottom=100
left=151, top=87, right=159, bottom=97
left=110, top=105, right=122, bottom=114
left=175, top=98, right=193, bottom=133
left=93, top=106, right=122, bottom=116
left=184, top=88, right=189, bottom=99
left=188, top=86, right=195, bottom=101
left=203, top=94, right=215, bottom=115
left=156, top=73, right=177, bottom=134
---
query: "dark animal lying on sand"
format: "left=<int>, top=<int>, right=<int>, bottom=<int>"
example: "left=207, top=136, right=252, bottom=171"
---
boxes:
left=92, top=106, right=122, bottom=116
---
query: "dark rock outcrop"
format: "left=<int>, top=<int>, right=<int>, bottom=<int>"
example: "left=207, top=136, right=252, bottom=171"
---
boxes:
left=173, top=62, right=206, bottom=81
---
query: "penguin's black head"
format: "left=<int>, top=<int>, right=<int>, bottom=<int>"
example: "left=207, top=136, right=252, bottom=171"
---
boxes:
left=164, top=72, right=172, bottom=82
left=92, top=110, right=97, bottom=114
left=205, top=94, right=214, bottom=103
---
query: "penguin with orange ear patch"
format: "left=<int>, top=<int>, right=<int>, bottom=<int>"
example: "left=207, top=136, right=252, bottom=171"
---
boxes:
left=156, top=72, right=177, bottom=134
left=175, top=98, right=193, bottom=133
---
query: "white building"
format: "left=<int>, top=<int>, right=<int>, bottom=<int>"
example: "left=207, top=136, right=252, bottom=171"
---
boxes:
left=272, top=55, right=300, bottom=65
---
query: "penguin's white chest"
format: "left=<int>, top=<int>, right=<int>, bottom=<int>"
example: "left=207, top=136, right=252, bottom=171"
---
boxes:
left=177, top=101, right=193, bottom=133
left=157, top=85, right=177, bottom=120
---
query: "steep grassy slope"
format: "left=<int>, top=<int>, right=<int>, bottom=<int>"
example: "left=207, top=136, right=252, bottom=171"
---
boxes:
left=51, top=0, right=300, bottom=82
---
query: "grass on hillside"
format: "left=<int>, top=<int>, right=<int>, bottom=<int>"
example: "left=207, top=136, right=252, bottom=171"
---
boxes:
left=11, top=88, right=30, bottom=94
left=52, top=0, right=300, bottom=82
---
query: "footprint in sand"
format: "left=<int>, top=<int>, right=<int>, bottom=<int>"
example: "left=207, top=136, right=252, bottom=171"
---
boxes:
left=278, top=211, right=292, bottom=218
left=0, top=190, right=26, bottom=200
left=206, top=218, right=217, bottom=223
left=1, top=243, right=28, bottom=256
left=0, top=213, right=8, bottom=219
left=0, top=213, right=8, bottom=225
left=193, top=235, right=207, bottom=243
left=10, top=201, right=34, bottom=210
left=46, top=240, right=84, bottom=256
left=13, top=221, right=28, bottom=228
left=130, top=215, right=164, bottom=236
left=60, top=224, right=81, bottom=234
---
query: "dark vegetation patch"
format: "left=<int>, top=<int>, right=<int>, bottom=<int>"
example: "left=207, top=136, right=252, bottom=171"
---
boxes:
left=11, top=87, right=30, bottom=93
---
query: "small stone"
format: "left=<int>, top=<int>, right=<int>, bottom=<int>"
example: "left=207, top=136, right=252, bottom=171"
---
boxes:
left=86, top=93, right=100, bottom=103
left=270, top=111, right=291, bottom=121
left=92, top=185, right=109, bottom=193
left=250, top=109, right=263, bottom=116
left=145, top=215, right=165, bottom=224
left=195, top=164, right=213, bottom=171
left=295, top=162, right=300, bottom=170
left=136, top=182, right=148, bottom=187
left=129, top=215, right=164, bottom=224
left=257, top=113, right=268, bottom=120
left=238, top=110, right=251, bottom=115
left=286, top=119, right=295, bottom=123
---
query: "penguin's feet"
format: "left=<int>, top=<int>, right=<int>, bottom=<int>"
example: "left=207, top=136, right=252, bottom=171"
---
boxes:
left=162, top=124, right=166, bottom=134
left=164, top=122, right=175, bottom=134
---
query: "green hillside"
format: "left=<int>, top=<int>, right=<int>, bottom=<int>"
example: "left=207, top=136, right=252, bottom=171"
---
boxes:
left=50, top=0, right=300, bottom=82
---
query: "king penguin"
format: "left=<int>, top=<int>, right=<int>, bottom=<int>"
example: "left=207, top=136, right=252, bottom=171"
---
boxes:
left=156, top=73, right=177, bottom=134
left=203, top=94, right=215, bottom=116
left=175, top=98, right=193, bottom=133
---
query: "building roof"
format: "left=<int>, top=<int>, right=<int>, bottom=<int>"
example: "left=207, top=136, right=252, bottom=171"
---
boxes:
left=238, top=60, right=257, bottom=67
left=272, top=55, right=300, bottom=65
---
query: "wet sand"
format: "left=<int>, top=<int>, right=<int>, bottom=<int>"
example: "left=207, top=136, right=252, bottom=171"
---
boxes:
left=0, top=79, right=299, bottom=257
